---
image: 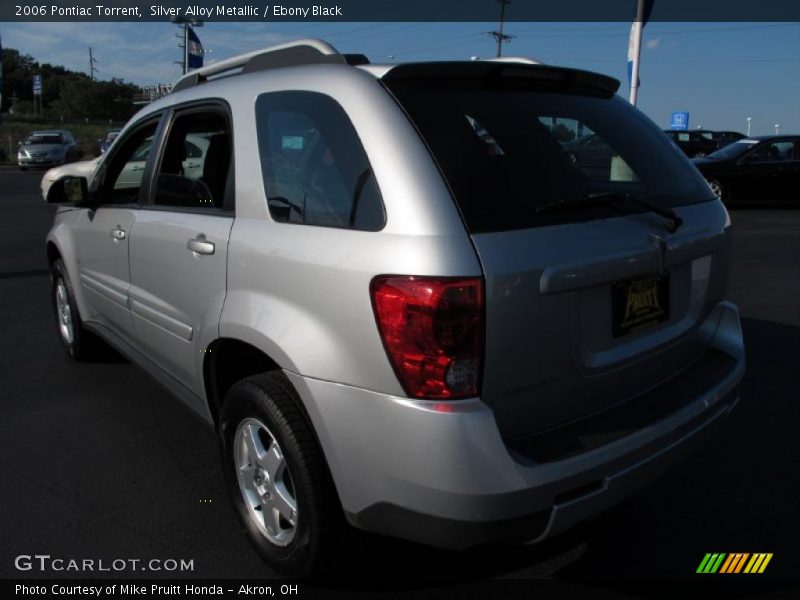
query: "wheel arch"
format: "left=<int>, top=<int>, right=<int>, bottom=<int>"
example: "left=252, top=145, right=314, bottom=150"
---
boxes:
left=45, top=233, right=91, bottom=321
left=204, top=338, right=316, bottom=431
left=46, top=240, right=62, bottom=270
left=203, top=337, right=343, bottom=508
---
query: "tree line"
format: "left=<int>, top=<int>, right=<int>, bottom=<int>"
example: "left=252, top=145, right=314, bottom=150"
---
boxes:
left=1, top=47, right=140, bottom=121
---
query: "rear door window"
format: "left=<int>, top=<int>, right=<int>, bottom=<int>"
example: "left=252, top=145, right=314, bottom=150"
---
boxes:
left=255, top=91, right=385, bottom=231
left=386, top=74, right=711, bottom=232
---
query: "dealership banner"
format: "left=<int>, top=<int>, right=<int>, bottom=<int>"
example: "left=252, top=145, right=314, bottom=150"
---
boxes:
left=186, top=25, right=204, bottom=69
left=3, top=0, right=800, bottom=22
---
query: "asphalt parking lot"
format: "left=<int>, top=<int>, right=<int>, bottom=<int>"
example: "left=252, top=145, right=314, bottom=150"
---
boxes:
left=0, top=166, right=798, bottom=587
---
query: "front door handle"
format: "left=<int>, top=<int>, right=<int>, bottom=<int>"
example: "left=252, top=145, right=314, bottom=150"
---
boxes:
left=110, top=227, right=126, bottom=241
left=187, top=236, right=215, bottom=256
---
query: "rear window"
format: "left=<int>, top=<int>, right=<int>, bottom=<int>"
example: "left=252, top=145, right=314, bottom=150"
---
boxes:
left=386, top=77, right=712, bottom=233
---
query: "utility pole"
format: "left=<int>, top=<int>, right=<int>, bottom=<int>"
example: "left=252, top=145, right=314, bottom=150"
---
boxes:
left=88, top=47, right=98, bottom=83
left=628, top=0, right=646, bottom=106
left=489, top=0, right=513, bottom=58
left=746, top=117, right=752, bottom=136
left=173, top=23, right=186, bottom=74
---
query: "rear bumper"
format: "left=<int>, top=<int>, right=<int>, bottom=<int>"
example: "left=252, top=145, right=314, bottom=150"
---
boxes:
left=287, top=301, right=745, bottom=550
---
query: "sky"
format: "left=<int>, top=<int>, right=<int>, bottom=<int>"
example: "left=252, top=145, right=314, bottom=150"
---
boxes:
left=1, top=20, right=798, bottom=135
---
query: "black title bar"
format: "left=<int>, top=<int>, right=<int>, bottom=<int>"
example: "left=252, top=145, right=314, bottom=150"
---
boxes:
left=3, top=0, right=800, bottom=22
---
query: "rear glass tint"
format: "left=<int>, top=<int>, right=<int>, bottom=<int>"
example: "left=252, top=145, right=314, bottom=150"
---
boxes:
left=386, top=77, right=712, bottom=233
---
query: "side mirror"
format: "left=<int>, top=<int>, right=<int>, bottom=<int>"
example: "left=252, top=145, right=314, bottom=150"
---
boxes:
left=47, top=176, right=91, bottom=205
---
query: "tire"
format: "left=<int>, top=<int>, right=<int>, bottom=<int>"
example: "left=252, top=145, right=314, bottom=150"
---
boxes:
left=706, top=178, right=725, bottom=201
left=19, top=166, right=28, bottom=171
left=219, top=372, right=348, bottom=577
left=51, top=259, right=101, bottom=361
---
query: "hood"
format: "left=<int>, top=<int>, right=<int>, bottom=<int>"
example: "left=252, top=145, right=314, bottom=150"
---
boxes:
left=20, top=143, right=65, bottom=155
left=44, top=157, right=99, bottom=179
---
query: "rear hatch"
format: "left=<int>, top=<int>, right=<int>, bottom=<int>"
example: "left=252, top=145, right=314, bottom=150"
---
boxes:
left=384, top=63, right=730, bottom=442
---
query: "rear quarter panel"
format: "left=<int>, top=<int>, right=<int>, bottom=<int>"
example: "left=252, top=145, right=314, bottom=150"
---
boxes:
left=216, top=65, right=482, bottom=392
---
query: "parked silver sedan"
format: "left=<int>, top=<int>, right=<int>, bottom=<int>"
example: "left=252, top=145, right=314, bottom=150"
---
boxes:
left=18, top=130, right=80, bottom=170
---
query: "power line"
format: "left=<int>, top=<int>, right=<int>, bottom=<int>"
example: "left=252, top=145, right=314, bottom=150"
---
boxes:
left=512, top=22, right=800, bottom=39
left=540, top=56, right=800, bottom=65
left=384, top=33, right=491, bottom=58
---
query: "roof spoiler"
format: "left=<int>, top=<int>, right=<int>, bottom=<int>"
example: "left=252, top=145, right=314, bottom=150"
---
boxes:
left=382, top=62, right=620, bottom=96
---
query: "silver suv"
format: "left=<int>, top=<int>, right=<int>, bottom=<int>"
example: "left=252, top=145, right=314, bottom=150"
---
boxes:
left=44, top=40, right=745, bottom=576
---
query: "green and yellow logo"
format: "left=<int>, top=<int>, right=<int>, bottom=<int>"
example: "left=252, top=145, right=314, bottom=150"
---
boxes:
left=697, top=553, right=773, bottom=574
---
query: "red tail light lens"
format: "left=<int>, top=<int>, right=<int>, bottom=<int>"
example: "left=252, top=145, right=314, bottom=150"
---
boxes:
left=370, top=276, right=484, bottom=399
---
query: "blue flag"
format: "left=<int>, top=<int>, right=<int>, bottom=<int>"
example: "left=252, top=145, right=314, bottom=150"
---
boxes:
left=627, top=0, right=655, bottom=87
left=187, top=26, right=204, bottom=70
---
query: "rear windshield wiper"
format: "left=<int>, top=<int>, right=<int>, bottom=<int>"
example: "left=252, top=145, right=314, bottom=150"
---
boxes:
left=534, top=192, right=683, bottom=233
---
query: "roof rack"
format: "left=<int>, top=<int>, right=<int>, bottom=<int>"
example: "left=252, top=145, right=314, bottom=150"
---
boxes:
left=171, top=39, right=369, bottom=93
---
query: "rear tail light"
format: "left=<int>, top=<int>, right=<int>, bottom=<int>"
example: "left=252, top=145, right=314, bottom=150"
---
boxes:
left=370, top=276, right=484, bottom=399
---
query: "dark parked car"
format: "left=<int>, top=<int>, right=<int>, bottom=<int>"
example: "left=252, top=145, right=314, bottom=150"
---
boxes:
left=664, top=130, right=717, bottom=157
left=664, top=130, right=746, bottom=158
left=692, top=136, right=800, bottom=206
left=98, top=129, right=121, bottom=155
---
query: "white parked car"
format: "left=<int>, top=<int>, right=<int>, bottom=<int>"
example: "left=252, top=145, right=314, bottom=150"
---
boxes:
left=42, top=135, right=210, bottom=201
left=41, top=157, right=102, bottom=201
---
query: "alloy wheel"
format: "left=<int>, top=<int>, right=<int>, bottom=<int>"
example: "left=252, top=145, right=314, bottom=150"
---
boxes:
left=234, top=418, right=298, bottom=546
left=55, top=280, right=74, bottom=345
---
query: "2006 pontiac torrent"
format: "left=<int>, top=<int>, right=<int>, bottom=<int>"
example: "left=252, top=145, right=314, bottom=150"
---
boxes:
left=44, top=39, right=745, bottom=576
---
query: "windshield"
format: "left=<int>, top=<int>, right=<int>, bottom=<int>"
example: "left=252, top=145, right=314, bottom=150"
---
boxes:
left=387, top=77, right=712, bottom=233
left=25, top=134, right=62, bottom=145
left=707, top=139, right=759, bottom=160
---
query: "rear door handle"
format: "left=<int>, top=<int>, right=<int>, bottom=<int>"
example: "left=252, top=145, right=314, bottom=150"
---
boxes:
left=187, top=237, right=215, bottom=255
left=110, top=227, right=126, bottom=241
